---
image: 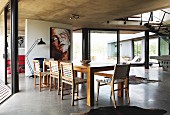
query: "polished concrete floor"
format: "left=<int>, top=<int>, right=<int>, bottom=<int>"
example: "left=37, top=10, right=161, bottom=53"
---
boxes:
left=0, top=66, right=170, bottom=115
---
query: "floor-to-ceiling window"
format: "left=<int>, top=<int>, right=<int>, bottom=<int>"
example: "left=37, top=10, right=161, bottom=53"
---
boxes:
left=73, top=30, right=160, bottom=65
left=90, top=31, right=117, bottom=63
left=73, top=32, right=82, bottom=61
left=73, top=30, right=118, bottom=64
left=134, top=40, right=143, bottom=57
left=160, top=36, right=169, bottom=56
left=149, top=38, right=158, bottom=63
left=119, top=31, right=144, bottom=64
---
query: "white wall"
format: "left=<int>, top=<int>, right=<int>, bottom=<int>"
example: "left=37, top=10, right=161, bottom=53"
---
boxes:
left=25, top=19, right=72, bottom=76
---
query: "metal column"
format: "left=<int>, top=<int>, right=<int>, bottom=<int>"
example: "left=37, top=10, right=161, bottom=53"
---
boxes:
left=117, top=30, right=120, bottom=64
left=158, top=36, right=161, bottom=56
left=82, top=28, right=90, bottom=60
left=158, top=36, right=161, bottom=67
left=145, top=31, right=149, bottom=69
left=132, top=39, right=134, bottom=59
left=11, top=0, right=19, bottom=93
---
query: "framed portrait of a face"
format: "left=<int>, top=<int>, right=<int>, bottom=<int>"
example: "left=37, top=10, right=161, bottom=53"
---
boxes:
left=18, top=36, right=25, bottom=48
left=50, top=27, right=71, bottom=61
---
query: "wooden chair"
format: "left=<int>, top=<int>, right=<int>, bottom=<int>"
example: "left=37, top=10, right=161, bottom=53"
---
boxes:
left=60, top=62, right=87, bottom=106
left=33, top=60, right=50, bottom=92
left=96, top=64, right=130, bottom=108
left=33, top=58, right=46, bottom=72
left=43, top=60, right=51, bottom=85
left=42, top=59, right=55, bottom=87
left=49, top=61, right=60, bottom=95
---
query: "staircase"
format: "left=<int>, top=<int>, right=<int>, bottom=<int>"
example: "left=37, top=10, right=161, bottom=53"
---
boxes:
left=145, top=22, right=170, bottom=36
left=144, top=10, right=170, bottom=42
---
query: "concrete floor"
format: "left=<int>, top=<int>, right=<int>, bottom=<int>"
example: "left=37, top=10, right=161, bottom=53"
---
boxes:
left=0, top=66, right=170, bottom=115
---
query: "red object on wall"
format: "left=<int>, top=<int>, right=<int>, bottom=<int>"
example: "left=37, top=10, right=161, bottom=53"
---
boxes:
left=7, top=55, right=25, bottom=74
left=7, top=60, right=10, bottom=66
left=7, top=67, right=11, bottom=74
left=18, top=55, right=25, bottom=67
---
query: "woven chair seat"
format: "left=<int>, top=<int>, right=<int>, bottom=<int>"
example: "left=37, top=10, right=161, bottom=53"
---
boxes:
left=75, top=78, right=87, bottom=84
left=96, top=78, right=125, bottom=84
left=62, top=77, right=87, bottom=84
left=96, top=78, right=112, bottom=83
left=43, top=71, right=50, bottom=75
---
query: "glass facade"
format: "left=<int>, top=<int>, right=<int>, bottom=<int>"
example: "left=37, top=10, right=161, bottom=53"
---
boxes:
left=90, top=31, right=117, bottom=63
left=73, top=32, right=82, bottom=61
left=160, top=36, right=169, bottom=56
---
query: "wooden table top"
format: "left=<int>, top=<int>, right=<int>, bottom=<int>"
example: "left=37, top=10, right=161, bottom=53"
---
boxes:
left=73, top=61, right=115, bottom=68
left=94, top=70, right=114, bottom=78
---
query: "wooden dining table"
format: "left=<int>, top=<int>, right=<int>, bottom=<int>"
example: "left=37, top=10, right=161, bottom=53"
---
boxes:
left=45, top=60, right=122, bottom=107
left=73, top=62, right=115, bottom=107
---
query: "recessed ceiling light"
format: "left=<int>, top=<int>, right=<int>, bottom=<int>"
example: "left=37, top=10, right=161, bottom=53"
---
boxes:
left=70, top=14, right=80, bottom=20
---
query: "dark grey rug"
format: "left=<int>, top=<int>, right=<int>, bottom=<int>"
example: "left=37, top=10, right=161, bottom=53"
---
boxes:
left=129, top=75, right=161, bottom=84
left=71, top=106, right=167, bottom=115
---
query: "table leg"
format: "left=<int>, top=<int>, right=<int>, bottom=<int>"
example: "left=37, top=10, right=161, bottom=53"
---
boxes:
left=80, top=73, right=84, bottom=79
left=118, top=82, right=123, bottom=97
left=87, top=68, right=94, bottom=106
left=74, top=70, right=77, bottom=78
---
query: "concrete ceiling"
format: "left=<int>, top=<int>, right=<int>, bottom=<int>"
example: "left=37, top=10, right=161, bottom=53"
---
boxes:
left=0, top=0, right=8, bottom=13
left=1, top=0, right=170, bottom=31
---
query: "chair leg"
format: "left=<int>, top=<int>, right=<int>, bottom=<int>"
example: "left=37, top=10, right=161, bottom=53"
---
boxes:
left=71, top=83, right=75, bottom=106
left=39, top=75, right=41, bottom=92
left=45, top=75, right=49, bottom=86
left=110, top=88, right=112, bottom=99
left=124, top=79, right=128, bottom=93
left=96, top=81, right=100, bottom=102
left=34, top=75, right=36, bottom=89
left=125, top=78, right=130, bottom=104
left=127, top=87, right=130, bottom=104
left=76, top=84, right=79, bottom=98
left=118, top=82, right=124, bottom=97
left=53, top=78, right=56, bottom=89
left=61, top=82, right=64, bottom=100
left=49, top=76, right=52, bottom=91
left=111, top=86, right=116, bottom=108
left=57, top=77, right=60, bottom=95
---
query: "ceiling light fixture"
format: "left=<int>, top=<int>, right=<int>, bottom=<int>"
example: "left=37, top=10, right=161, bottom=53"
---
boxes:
left=70, top=14, right=80, bottom=20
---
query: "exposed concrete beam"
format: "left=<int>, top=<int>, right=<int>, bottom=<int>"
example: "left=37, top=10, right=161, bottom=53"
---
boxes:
left=74, top=24, right=149, bottom=31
